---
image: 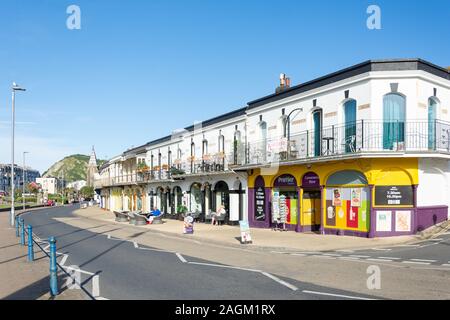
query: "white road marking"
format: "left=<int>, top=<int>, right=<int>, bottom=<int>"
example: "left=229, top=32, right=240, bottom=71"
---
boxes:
left=410, top=259, right=437, bottom=262
left=92, top=275, right=100, bottom=297
left=367, top=258, right=393, bottom=262
left=349, top=255, right=370, bottom=258
left=133, top=241, right=139, bottom=248
left=312, top=255, right=335, bottom=259
left=441, top=264, right=450, bottom=267
left=137, top=247, right=174, bottom=253
left=302, top=290, right=375, bottom=300
left=335, top=250, right=354, bottom=253
left=176, top=253, right=187, bottom=263
left=261, top=272, right=298, bottom=291
left=322, top=253, right=342, bottom=257
left=338, top=256, right=360, bottom=260
left=402, top=261, right=430, bottom=265
left=95, top=297, right=109, bottom=300
left=188, top=261, right=261, bottom=273
left=271, top=251, right=289, bottom=254
left=290, top=253, right=307, bottom=257
left=378, top=257, right=401, bottom=260
left=63, top=266, right=95, bottom=276
left=371, top=248, right=392, bottom=251
left=59, top=254, right=68, bottom=266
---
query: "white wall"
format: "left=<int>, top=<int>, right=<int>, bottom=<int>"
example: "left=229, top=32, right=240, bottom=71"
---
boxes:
left=418, top=158, right=450, bottom=218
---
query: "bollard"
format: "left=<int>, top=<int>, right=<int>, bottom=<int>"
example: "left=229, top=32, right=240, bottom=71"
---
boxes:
left=27, top=225, right=34, bottom=262
left=20, top=218, right=25, bottom=246
left=49, top=237, right=59, bottom=296
left=15, top=217, right=20, bottom=237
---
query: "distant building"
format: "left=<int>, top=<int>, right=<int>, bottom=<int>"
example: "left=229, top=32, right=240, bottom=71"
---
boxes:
left=67, top=180, right=87, bottom=191
left=0, top=164, right=40, bottom=193
left=87, top=147, right=99, bottom=187
left=36, top=177, right=59, bottom=195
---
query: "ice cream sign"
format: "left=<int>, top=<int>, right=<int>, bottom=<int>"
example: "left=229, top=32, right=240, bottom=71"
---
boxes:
left=375, top=186, right=413, bottom=206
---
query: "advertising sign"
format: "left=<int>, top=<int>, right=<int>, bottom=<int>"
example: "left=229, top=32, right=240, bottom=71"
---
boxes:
left=239, top=221, right=252, bottom=244
left=375, top=186, right=413, bottom=206
left=267, top=137, right=287, bottom=153
left=254, top=186, right=266, bottom=221
left=272, top=191, right=280, bottom=222
left=302, top=172, right=320, bottom=188
left=183, top=215, right=194, bottom=234
left=395, top=211, right=411, bottom=232
left=351, top=188, right=361, bottom=207
left=376, top=211, right=392, bottom=232
left=332, top=188, right=342, bottom=206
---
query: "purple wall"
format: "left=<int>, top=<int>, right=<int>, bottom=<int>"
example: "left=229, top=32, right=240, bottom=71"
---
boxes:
left=416, top=206, right=448, bottom=232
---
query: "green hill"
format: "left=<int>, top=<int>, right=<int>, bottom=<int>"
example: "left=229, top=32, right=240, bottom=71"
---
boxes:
left=42, top=154, right=106, bottom=183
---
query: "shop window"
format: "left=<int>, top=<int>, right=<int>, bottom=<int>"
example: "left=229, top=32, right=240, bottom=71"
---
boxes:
left=272, top=174, right=298, bottom=226
left=325, top=170, right=369, bottom=232
left=190, top=183, right=202, bottom=213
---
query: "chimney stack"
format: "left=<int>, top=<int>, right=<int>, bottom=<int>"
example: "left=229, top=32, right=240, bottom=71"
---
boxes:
left=276, top=73, right=291, bottom=93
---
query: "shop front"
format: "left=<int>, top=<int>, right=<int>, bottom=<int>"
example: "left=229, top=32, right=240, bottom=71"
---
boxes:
left=271, top=174, right=299, bottom=231
left=323, top=170, right=371, bottom=237
left=300, top=172, right=321, bottom=232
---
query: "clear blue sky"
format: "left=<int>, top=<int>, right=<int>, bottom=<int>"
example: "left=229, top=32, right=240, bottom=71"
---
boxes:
left=0, top=0, right=449, bottom=173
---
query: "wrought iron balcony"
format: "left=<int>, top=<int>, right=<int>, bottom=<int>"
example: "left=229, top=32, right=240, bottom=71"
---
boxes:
left=231, top=119, right=450, bottom=167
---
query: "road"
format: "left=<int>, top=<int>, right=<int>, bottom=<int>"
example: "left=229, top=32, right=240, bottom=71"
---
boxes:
left=21, top=205, right=450, bottom=300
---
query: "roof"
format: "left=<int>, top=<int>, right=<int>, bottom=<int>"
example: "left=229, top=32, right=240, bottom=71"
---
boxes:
left=247, top=58, right=450, bottom=108
left=122, top=58, right=449, bottom=157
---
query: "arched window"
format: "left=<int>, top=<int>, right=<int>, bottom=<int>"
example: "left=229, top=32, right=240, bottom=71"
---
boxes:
left=218, top=133, right=225, bottom=166
left=190, top=140, right=195, bottom=173
left=428, top=97, right=438, bottom=150
left=312, top=109, right=322, bottom=156
left=168, top=149, right=172, bottom=168
left=383, top=93, right=406, bottom=150
left=177, top=147, right=182, bottom=170
left=190, top=183, right=202, bottom=213
left=259, top=121, right=267, bottom=162
left=233, top=129, right=242, bottom=165
left=344, top=100, right=357, bottom=153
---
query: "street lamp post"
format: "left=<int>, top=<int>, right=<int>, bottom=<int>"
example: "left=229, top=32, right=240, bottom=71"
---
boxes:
left=285, top=107, right=303, bottom=141
left=10, top=83, right=26, bottom=227
left=23, top=151, right=29, bottom=210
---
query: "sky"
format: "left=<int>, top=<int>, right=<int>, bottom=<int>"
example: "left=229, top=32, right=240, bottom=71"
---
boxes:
left=0, top=0, right=449, bottom=173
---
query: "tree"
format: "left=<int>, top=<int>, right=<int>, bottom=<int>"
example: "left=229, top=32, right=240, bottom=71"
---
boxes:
left=28, top=182, right=40, bottom=194
left=79, top=186, right=95, bottom=200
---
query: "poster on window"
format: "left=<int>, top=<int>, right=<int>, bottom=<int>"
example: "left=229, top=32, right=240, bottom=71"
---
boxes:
left=376, top=211, right=392, bottom=232
left=272, top=191, right=280, bottom=222
left=279, top=194, right=287, bottom=223
left=254, top=187, right=266, bottom=221
left=395, top=211, right=411, bottom=232
left=347, top=206, right=359, bottom=228
left=332, top=188, right=342, bottom=206
left=351, top=188, right=361, bottom=207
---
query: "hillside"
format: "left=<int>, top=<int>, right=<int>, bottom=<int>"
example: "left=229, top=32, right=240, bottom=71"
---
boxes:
left=42, top=154, right=106, bottom=183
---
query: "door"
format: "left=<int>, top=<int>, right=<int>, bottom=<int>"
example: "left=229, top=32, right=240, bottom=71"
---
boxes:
left=383, top=93, right=406, bottom=150
left=313, top=110, right=322, bottom=156
left=344, top=100, right=357, bottom=153
left=428, top=98, right=437, bottom=150
left=302, top=190, right=321, bottom=230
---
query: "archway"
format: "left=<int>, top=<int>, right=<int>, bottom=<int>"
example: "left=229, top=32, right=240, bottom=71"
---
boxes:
left=190, top=182, right=202, bottom=213
left=213, top=181, right=230, bottom=222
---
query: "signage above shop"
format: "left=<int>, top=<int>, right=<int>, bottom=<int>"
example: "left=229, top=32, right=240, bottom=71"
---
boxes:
left=274, top=174, right=297, bottom=187
left=375, top=186, right=413, bottom=206
left=302, top=172, right=320, bottom=188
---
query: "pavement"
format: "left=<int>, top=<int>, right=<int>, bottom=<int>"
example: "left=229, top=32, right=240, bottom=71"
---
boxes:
left=74, top=206, right=421, bottom=252
left=17, top=205, right=450, bottom=299
left=0, top=209, right=86, bottom=300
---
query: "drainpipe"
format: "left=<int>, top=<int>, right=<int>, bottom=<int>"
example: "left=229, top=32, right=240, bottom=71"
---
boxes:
left=368, top=185, right=375, bottom=238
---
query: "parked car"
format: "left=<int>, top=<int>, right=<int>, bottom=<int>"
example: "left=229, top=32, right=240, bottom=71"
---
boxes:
left=44, top=199, right=55, bottom=206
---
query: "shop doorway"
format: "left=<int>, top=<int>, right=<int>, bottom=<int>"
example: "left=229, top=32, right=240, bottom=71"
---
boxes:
left=301, top=172, right=321, bottom=232
left=302, top=191, right=321, bottom=231
left=272, top=174, right=298, bottom=229
left=213, top=181, right=230, bottom=223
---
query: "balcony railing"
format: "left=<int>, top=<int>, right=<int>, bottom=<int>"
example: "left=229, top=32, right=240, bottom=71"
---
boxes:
left=232, top=119, right=450, bottom=167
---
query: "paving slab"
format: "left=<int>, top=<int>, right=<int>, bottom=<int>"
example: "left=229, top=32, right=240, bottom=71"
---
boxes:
left=0, top=209, right=86, bottom=300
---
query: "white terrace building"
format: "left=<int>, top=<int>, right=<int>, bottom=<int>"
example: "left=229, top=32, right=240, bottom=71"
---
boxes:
left=95, top=59, right=450, bottom=236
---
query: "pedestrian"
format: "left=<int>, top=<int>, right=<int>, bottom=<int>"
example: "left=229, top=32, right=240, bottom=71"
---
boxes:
left=211, top=205, right=226, bottom=225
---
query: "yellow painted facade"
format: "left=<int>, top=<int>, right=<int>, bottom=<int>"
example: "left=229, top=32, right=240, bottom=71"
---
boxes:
left=248, top=158, right=418, bottom=233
